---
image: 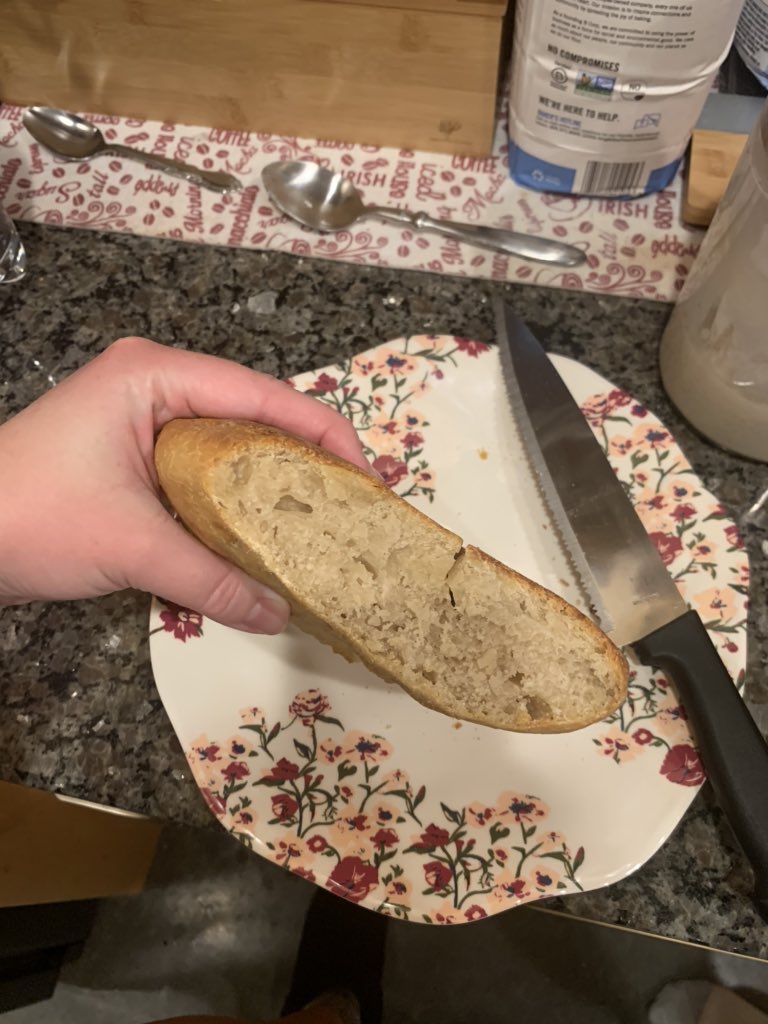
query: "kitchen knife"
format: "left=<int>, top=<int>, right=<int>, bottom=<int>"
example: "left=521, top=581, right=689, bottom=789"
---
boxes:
left=494, top=300, right=768, bottom=920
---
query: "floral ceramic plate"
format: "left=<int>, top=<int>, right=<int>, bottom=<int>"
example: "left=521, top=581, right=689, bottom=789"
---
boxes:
left=149, top=336, right=749, bottom=924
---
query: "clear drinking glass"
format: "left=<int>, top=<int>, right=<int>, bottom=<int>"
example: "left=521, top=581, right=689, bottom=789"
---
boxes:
left=0, top=207, right=27, bottom=285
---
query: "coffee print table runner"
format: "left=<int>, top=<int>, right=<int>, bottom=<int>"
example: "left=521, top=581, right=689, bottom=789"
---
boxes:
left=0, top=104, right=701, bottom=301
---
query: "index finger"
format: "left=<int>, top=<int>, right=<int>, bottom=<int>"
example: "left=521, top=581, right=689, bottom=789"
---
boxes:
left=121, top=338, right=372, bottom=473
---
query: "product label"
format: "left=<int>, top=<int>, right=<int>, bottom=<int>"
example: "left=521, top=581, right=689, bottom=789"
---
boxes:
left=508, top=0, right=744, bottom=196
left=735, top=0, right=768, bottom=90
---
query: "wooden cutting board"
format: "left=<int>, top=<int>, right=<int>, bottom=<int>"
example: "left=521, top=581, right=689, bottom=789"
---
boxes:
left=683, top=128, right=748, bottom=227
left=0, top=0, right=510, bottom=156
left=682, top=94, right=764, bottom=227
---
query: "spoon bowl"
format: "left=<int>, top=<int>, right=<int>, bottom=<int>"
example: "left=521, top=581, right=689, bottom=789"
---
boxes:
left=262, top=161, right=366, bottom=232
left=23, top=107, right=107, bottom=161
left=23, top=106, right=241, bottom=193
left=262, top=160, right=586, bottom=267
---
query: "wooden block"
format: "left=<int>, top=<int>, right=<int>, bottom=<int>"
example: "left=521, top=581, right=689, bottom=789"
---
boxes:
left=683, top=128, right=748, bottom=227
left=0, top=781, right=160, bottom=907
left=307, top=0, right=508, bottom=15
left=0, top=0, right=509, bottom=155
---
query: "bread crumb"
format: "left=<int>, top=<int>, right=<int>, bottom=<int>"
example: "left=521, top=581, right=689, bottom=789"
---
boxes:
left=477, top=449, right=489, bottom=461
left=453, top=721, right=463, bottom=729
left=559, top=579, right=570, bottom=588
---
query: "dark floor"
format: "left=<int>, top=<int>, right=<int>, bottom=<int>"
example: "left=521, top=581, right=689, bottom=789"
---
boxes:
left=3, top=823, right=768, bottom=1023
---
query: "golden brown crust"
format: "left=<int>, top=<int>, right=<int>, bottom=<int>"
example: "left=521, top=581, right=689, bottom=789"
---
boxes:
left=157, top=417, right=462, bottom=546
left=155, top=418, right=628, bottom=733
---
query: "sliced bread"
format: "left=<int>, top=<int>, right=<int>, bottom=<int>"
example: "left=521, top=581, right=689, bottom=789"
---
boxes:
left=155, top=418, right=628, bottom=733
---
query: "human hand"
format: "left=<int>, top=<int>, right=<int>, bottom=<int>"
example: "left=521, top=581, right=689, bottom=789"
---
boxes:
left=0, top=337, right=370, bottom=633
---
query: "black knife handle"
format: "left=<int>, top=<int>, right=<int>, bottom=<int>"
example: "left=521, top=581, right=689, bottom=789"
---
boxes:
left=634, top=609, right=768, bottom=922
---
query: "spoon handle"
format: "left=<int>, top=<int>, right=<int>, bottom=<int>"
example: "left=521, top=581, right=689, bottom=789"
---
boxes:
left=368, top=206, right=585, bottom=268
left=106, top=144, right=241, bottom=193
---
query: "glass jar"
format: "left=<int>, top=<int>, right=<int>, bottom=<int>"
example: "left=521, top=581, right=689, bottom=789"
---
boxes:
left=659, top=97, right=768, bottom=462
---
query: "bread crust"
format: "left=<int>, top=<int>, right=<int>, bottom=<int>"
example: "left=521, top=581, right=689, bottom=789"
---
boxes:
left=155, top=418, right=629, bottom=733
left=463, top=545, right=629, bottom=730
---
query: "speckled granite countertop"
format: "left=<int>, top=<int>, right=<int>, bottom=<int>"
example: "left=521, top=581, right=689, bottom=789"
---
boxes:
left=2, top=221, right=767, bottom=959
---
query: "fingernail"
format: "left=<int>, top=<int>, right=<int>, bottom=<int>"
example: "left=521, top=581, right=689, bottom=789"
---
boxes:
left=245, top=592, right=290, bottom=634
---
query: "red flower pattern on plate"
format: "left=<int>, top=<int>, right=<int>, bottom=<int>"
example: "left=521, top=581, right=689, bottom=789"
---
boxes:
left=424, top=861, right=452, bottom=891
left=289, top=689, right=331, bottom=725
left=372, top=454, right=409, bottom=488
left=154, top=601, right=204, bottom=641
left=660, top=745, right=706, bottom=787
left=272, top=794, right=299, bottom=822
left=263, top=758, right=302, bottom=782
left=412, top=824, right=451, bottom=850
left=185, top=686, right=587, bottom=922
left=306, top=373, right=339, bottom=395
left=201, top=788, right=227, bottom=817
left=454, top=338, right=490, bottom=358
left=222, top=761, right=250, bottom=782
left=327, top=856, right=379, bottom=903
left=649, top=532, right=684, bottom=566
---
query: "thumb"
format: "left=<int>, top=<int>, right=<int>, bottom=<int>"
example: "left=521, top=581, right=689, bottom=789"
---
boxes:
left=130, top=510, right=290, bottom=634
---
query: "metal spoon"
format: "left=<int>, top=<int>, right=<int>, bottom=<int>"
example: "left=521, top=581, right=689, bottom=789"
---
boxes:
left=23, top=107, right=241, bottom=193
left=262, top=160, right=586, bottom=267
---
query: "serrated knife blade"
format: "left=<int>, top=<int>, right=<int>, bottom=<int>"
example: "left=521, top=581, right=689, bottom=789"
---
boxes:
left=494, top=299, right=768, bottom=920
left=495, top=305, right=686, bottom=647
